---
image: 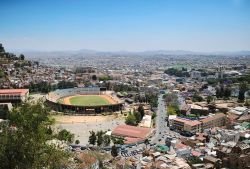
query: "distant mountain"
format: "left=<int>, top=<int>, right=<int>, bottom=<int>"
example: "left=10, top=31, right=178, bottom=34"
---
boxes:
left=12, top=49, right=250, bottom=58
left=206, top=51, right=250, bottom=56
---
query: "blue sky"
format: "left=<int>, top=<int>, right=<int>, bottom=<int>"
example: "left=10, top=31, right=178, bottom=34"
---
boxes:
left=0, top=0, right=250, bottom=51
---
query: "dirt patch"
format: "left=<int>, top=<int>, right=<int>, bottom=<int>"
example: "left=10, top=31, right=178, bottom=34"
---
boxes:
left=52, top=114, right=122, bottom=123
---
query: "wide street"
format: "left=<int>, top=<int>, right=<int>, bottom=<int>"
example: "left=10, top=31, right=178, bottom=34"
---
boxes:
left=151, top=93, right=180, bottom=145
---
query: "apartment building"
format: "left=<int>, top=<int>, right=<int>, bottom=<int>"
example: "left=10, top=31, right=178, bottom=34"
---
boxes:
left=200, top=113, right=226, bottom=130
left=172, top=117, right=202, bottom=134
left=172, top=113, right=227, bottom=134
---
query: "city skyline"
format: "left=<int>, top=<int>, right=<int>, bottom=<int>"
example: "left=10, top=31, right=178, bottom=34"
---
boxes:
left=1, top=0, right=250, bottom=52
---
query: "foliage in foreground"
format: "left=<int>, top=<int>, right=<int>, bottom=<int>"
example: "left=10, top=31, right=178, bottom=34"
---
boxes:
left=0, top=101, right=71, bottom=169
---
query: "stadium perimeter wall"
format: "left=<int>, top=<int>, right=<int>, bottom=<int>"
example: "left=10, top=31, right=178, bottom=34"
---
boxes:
left=46, top=87, right=123, bottom=114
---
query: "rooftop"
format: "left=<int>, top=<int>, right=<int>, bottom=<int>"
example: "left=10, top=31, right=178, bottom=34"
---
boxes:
left=0, top=89, right=29, bottom=95
left=174, top=117, right=201, bottom=126
left=112, top=125, right=152, bottom=139
left=200, top=113, right=226, bottom=123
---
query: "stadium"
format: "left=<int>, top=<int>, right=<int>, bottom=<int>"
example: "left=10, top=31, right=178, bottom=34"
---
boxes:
left=46, top=87, right=123, bottom=114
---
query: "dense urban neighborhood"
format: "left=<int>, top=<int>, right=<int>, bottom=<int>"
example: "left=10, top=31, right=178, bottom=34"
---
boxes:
left=1, top=42, right=250, bottom=169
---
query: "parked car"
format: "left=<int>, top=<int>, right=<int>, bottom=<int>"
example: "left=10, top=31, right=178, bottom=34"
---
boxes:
left=180, top=131, right=194, bottom=137
left=169, top=126, right=175, bottom=131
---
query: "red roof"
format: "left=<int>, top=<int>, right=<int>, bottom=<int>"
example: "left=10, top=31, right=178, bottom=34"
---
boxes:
left=174, top=118, right=201, bottom=126
left=200, top=113, right=226, bottom=123
left=175, top=143, right=189, bottom=149
left=124, top=137, right=144, bottom=144
left=112, top=125, right=151, bottom=139
left=0, top=89, right=29, bottom=95
left=192, top=151, right=202, bottom=157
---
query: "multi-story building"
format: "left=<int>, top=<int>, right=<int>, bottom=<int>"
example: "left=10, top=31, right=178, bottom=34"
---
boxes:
left=200, top=113, right=226, bottom=130
left=172, top=113, right=227, bottom=134
left=172, top=117, right=202, bottom=134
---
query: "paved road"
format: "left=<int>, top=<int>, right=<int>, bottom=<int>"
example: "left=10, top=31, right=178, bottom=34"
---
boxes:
left=151, top=93, right=180, bottom=144
left=152, top=94, right=168, bottom=144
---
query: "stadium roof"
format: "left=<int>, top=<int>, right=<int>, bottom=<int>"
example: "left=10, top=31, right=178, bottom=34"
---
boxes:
left=0, top=89, right=29, bottom=95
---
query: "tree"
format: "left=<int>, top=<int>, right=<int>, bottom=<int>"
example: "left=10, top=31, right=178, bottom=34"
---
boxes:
left=216, top=85, right=231, bottom=99
left=207, top=78, right=219, bottom=85
left=103, top=135, right=111, bottom=146
left=138, top=104, right=145, bottom=118
left=152, top=112, right=156, bottom=119
left=19, top=54, right=25, bottom=60
left=216, top=86, right=223, bottom=98
left=164, top=68, right=190, bottom=77
left=57, top=80, right=77, bottom=89
left=167, top=104, right=180, bottom=115
left=133, top=111, right=142, bottom=124
left=0, top=43, right=5, bottom=53
left=0, top=101, right=71, bottom=169
left=111, top=137, right=124, bottom=145
left=238, top=82, right=248, bottom=103
left=125, top=112, right=137, bottom=126
left=144, top=139, right=149, bottom=148
left=192, top=93, right=203, bottom=102
left=99, top=76, right=113, bottom=81
left=57, top=129, right=74, bottom=143
left=92, top=75, right=97, bottom=81
left=29, top=81, right=52, bottom=93
left=116, top=138, right=124, bottom=145
left=0, top=70, right=5, bottom=78
left=0, top=106, right=8, bottom=119
left=111, top=145, right=118, bottom=157
left=96, top=131, right=104, bottom=147
left=47, top=126, right=53, bottom=135
left=207, top=96, right=214, bottom=104
left=145, top=93, right=158, bottom=108
left=188, top=156, right=202, bottom=165
left=75, top=140, right=80, bottom=145
left=163, top=93, right=178, bottom=106
left=88, top=131, right=96, bottom=145
left=224, top=87, right=231, bottom=98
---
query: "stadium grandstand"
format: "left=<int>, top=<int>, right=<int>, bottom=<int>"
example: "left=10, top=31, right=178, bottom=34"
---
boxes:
left=46, top=87, right=123, bottom=114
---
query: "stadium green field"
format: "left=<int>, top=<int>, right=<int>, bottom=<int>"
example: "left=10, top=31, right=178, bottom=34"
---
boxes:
left=67, top=95, right=110, bottom=106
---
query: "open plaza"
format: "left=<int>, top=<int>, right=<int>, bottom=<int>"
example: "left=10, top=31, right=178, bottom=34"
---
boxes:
left=53, top=115, right=125, bottom=145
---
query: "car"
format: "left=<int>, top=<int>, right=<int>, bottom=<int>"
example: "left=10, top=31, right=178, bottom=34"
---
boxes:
left=80, top=147, right=86, bottom=150
left=169, top=126, right=174, bottom=131
left=180, top=131, right=194, bottom=137
left=158, top=138, right=162, bottom=141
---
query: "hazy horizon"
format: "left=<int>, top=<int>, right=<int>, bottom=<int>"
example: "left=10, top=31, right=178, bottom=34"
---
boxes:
left=1, top=0, right=250, bottom=52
